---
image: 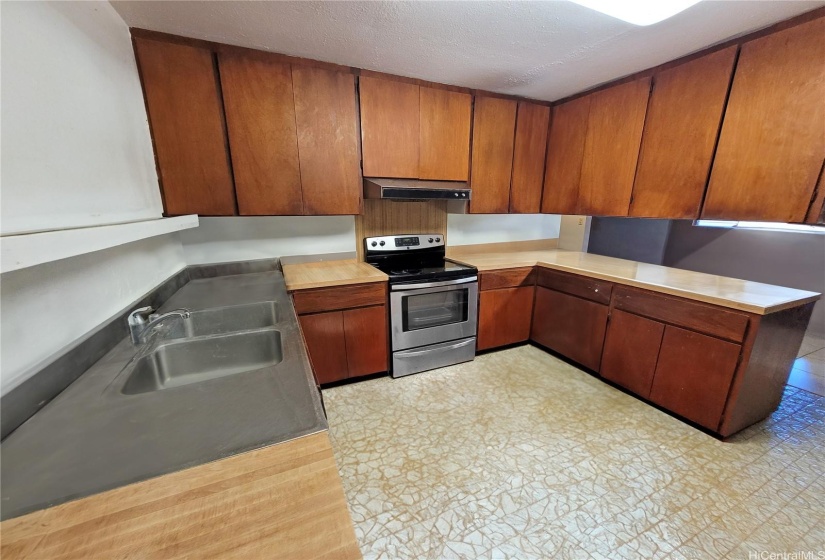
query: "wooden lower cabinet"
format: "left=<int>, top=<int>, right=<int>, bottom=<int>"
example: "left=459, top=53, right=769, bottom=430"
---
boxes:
left=344, top=306, right=389, bottom=377
left=649, top=326, right=741, bottom=430
left=299, top=304, right=388, bottom=384
left=478, top=286, right=534, bottom=351
left=295, top=284, right=389, bottom=384
left=531, top=287, right=608, bottom=371
left=299, top=311, right=349, bottom=384
left=600, top=309, right=664, bottom=399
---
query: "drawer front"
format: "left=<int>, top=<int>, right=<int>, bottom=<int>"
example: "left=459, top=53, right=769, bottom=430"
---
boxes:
left=612, top=286, right=749, bottom=343
left=535, top=267, right=612, bottom=305
left=480, top=267, right=535, bottom=290
left=293, top=282, right=387, bottom=315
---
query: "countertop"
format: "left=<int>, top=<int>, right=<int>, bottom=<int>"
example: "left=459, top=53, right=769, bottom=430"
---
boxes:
left=283, top=258, right=387, bottom=291
left=447, top=247, right=820, bottom=315
left=0, top=432, right=361, bottom=560
left=0, top=271, right=327, bottom=520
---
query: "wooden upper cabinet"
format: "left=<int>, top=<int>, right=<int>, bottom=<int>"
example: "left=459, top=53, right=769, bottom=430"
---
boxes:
left=703, top=17, right=825, bottom=222
left=292, top=66, right=362, bottom=215
left=470, top=97, right=517, bottom=213
left=805, top=162, right=825, bottom=224
left=359, top=76, right=419, bottom=178
left=511, top=102, right=550, bottom=214
left=135, top=38, right=235, bottom=216
left=541, top=95, right=590, bottom=214
left=630, top=47, right=737, bottom=219
left=419, top=87, right=472, bottom=181
left=219, top=53, right=302, bottom=215
left=578, top=77, right=651, bottom=216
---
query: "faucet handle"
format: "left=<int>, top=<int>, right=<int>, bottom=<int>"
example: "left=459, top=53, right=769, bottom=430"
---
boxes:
left=128, top=306, right=154, bottom=326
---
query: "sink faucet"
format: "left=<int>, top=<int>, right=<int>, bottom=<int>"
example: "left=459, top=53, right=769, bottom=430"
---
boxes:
left=128, top=306, right=191, bottom=345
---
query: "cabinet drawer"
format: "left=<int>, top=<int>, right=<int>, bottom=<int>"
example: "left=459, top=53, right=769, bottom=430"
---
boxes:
left=535, top=267, right=612, bottom=305
left=480, top=267, right=535, bottom=291
left=293, top=282, right=387, bottom=315
left=612, top=286, right=749, bottom=343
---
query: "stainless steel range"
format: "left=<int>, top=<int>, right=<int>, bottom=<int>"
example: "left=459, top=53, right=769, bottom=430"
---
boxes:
left=365, top=234, right=478, bottom=378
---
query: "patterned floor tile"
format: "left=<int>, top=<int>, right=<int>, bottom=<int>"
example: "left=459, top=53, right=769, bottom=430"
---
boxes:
left=324, top=345, right=825, bottom=559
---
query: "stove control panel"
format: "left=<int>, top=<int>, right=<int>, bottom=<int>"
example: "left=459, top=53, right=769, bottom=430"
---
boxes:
left=365, top=234, right=445, bottom=252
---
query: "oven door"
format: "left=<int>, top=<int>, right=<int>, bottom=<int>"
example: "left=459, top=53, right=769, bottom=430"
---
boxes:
left=390, top=277, right=478, bottom=351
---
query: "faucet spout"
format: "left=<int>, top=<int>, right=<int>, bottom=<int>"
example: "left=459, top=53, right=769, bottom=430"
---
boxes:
left=128, top=307, right=191, bottom=345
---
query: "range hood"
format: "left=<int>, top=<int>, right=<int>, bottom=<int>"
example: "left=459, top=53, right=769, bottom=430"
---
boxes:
left=364, top=178, right=471, bottom=201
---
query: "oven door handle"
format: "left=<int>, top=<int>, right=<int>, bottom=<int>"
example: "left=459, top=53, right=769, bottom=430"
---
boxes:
left=396, top=338, right=476, bottom=356
left=390, top=276, right=478, bottom=291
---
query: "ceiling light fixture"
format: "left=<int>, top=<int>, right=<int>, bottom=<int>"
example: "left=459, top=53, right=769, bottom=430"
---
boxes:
left=570, top=0, right=703, bottom=26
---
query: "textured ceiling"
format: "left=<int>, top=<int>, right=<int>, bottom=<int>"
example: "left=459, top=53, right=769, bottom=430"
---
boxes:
left=111, top=0, right=824, bottom=101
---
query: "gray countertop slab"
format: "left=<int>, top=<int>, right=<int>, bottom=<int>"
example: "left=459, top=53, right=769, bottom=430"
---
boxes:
left=0, top=271, right=327, bottom=520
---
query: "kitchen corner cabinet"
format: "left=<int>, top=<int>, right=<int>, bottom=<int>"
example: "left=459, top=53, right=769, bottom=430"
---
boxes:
left=219, top=53, right=361, bottom=216
left=470, top=97, right=517, bottom=214
left=293, top=283, right=388, bottom=384
left=359, top=76, right=472, bottom=181
left=477, top=268, right=535, bottom=351
left=530, top=269, right=611, bottom=371
left=702, top=17, right=825, bottom=223
left=629, top=47, right=737, bottom=219
left=510, top=102, right=551, bottom=214
left=135, top=38, right=236, bottom=216
left=541, top=76, right=650, bottom=216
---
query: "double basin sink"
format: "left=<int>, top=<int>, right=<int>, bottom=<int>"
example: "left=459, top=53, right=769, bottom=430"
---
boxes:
left=122, top=301, right=282, bottom=395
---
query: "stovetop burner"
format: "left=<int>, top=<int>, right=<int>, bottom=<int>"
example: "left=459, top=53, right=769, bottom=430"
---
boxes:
left=364, top=234, right=477, bottom=284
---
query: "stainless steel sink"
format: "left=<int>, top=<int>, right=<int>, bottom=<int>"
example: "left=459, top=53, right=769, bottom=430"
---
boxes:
left=185, top=301, right=278, bottom=336
left=122, top=328, right=283, bottom=395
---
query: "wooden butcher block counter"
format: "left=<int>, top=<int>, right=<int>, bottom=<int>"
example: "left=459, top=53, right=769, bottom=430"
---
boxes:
left=0, top=432, right=361, bottom=560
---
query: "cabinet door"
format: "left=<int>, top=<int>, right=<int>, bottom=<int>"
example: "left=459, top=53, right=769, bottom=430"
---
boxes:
left=419, top=87, right=472, bottom=181
left=359, top=76, right=419, bottom=178
left=702, top=17, right=825, bottom=222
left=649, top=326, right=741, bottom=430
left=805, top=164, right=825, bottom=224
left=299, top=311, right=349, bottom=384
left=531, top=287, right=609, bottom=371
left=135, top=38, right=235, bottom=216
left=478, top=287, right=535, bottom=351
left=578, top=77, right=651, bottom=216
left=293, top=67, right=362, bottom=215
left=219, top=53, right=302, bottom=215
left=343, top=305, right=388, bottom=378
left=600, top=310, right=664, bottom=399
left=511, top=102, right=550, bottom=214
left=541, top=96, right=590, bottom=214
left=630, top=47, right=736, bottom=219
left=470, top=97, right=517, bottom=214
